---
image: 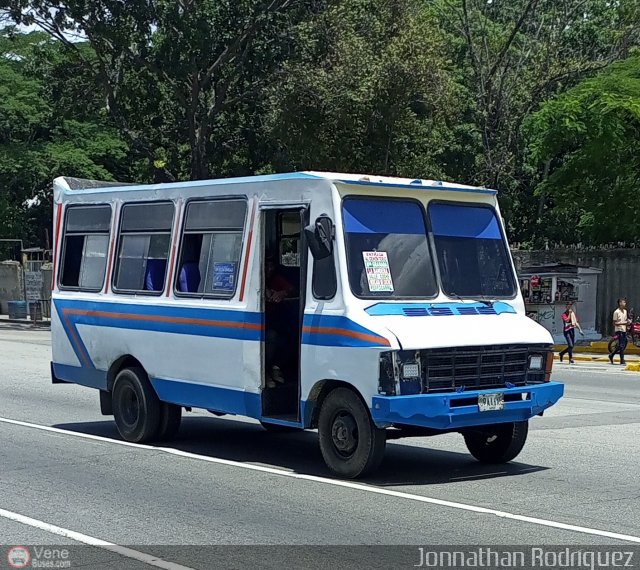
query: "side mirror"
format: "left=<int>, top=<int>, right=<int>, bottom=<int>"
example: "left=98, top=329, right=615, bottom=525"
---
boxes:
left=305, top=215, right=334, bottom=260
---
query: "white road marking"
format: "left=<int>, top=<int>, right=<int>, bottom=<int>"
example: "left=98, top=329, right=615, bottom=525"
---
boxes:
left=0, top=507, right=195, bottom=570
left=3, top=416, right=640, bottom=544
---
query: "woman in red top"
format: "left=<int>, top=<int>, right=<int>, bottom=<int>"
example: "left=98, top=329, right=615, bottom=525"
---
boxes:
left=559, top=302, right=584, bottom=364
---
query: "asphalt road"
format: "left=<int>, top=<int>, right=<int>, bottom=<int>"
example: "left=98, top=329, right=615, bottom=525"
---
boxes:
left=1, top=324, right=639, bottom=569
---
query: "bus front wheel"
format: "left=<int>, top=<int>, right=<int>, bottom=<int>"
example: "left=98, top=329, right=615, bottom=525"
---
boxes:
left=112, top=367, right=161, bottom=443
left=318, top=387, right=386, bottom=479
left=463, top=421, right=528, bottom=464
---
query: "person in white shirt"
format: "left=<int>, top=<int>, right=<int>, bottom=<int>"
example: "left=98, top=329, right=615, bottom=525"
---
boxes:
left=609, top=298, right=630, bottom=365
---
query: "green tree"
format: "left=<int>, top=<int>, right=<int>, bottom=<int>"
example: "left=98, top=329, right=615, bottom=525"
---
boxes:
left=265, top=0, right=468, bottom=179
left=526, top=56, right=640, bottom=245
left=0, top=30, right=130, bottom=245
left=4, top=0, right=308, bottom=180
left=439, top=0, right=640, bottom=240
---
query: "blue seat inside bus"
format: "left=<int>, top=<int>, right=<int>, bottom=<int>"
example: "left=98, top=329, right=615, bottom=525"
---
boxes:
left=178, top=262, right=201, bottom=293
left=144, top=259, right=167, bottom=292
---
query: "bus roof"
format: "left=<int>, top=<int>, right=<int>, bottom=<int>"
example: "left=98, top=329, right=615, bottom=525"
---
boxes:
left=53, top=171, right=497, bottom=196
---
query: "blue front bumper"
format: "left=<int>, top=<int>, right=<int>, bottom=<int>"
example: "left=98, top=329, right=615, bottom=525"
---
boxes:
left=371, top=381, right=564, bottom=430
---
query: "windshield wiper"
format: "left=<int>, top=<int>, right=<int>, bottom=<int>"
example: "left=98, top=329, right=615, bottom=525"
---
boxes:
left=472, top=296, right=496, bottom=307
left=447, top=292, right=495, bottom=307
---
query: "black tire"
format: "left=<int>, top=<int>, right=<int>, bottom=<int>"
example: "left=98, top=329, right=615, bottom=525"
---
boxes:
left=157, top=403, right=182, bottom=441
left=608, top=338, right=618, bottom=354
left=260, top=421, right=301, bottom=433
left=112, top=367, right=161, bottom=443
left=318, top=387, right=386, bottom=479
left=464, top=421, right=528, bottom=464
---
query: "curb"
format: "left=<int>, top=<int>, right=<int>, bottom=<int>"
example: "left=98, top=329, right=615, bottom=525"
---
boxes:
left=0, top=318, right=50, bottom=327
left=554, top=355, right=611, bottom=363
left=626, top=363, right=640, bottom=372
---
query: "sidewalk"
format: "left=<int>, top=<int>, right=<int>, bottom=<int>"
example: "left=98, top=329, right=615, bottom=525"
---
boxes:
left=0, top=314, right=50, bottom=327
left=553, top=351, right=640, bottom=371
left=553, top=339, right=640, bottom=371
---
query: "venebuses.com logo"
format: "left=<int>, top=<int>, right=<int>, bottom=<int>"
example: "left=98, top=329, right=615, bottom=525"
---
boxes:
left=7, top=546, right=31, bottom=569
left=5, top=546, right=71, bottom=568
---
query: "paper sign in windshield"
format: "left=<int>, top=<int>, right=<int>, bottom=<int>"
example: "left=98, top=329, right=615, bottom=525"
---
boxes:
left=363, top=251, right=394, bottom=292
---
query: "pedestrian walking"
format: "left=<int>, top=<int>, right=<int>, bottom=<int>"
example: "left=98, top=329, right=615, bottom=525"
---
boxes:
left=609, top=298, right=630, bottom=365
left=559, top=302, right=583, bottom=364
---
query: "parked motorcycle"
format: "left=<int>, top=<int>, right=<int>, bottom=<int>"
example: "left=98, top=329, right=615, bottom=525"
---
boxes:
left=608, top=309, right=640, bottom=352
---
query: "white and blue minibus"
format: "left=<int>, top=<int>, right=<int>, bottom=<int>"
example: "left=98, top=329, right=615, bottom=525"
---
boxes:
left=50, top=172, right=563, bottom=478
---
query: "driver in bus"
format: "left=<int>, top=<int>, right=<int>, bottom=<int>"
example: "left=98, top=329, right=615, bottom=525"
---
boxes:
left=265, top=256, right=295, bottom=387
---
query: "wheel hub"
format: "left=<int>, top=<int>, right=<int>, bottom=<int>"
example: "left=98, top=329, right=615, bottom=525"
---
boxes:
left=331, top=412, right=358, bottom=456
left=120, top=386, right=140, bottom=427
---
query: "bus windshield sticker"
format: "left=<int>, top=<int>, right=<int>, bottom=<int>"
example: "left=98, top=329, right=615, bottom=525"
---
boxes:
left=362, top=251, right=394, bottom=292
left=213, top=262, right=237, bottom=291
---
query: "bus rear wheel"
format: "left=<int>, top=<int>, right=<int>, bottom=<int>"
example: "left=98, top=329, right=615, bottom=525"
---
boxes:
left=318, top=387, right=386, bottom=479
left=463, top=421, right=528, bottom=464
left=112, top=367, right=161, bottom=443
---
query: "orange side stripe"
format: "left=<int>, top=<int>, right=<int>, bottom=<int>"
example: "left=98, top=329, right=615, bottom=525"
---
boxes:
left=62, top=309, right=263, bottom=331
left=302, top=326, right=390, bottom=346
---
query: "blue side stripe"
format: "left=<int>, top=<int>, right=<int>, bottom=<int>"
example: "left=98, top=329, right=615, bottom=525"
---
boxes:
left=53, top=363, right=108, bottom=390
left=53, top=301, right=95, bottom=369
left=151, top=378, right=263, bottom=418
left=302, top=314, right=390, bottom=347
left=54, top=299, right=262, bottom=324
left=53, top=299, right=391, bottom=372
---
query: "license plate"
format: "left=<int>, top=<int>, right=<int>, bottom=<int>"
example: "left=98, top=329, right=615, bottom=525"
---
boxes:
left=478, top=392, right=504, bottom=412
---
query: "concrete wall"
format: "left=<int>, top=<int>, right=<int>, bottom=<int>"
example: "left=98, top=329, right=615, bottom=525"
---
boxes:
left=513, top=248, right=640, bottom=337
left=0, top=261, right=24, bottom=313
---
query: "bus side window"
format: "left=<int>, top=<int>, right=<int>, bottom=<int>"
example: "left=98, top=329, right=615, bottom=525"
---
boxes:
left=176, top=199, right=247, bottom=297
left=113, top=202, right=174, bottom=294
left=59, top=205, right=111, bottom=291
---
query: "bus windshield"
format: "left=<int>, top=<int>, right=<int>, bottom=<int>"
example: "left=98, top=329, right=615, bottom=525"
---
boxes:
left=342, top=197, right=438, bottom=298
left=428, top=203, right=516, bottom=298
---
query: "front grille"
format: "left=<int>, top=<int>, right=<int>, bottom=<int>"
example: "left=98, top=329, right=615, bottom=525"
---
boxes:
left=420, top=344, right=544, bottom=393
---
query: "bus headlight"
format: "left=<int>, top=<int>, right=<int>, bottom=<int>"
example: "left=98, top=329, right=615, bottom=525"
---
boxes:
left=379, top=351, right=422, bottom=396
left=402, top=363, right=420, bottom=379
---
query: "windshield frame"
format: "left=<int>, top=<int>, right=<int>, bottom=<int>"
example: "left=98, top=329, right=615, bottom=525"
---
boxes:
left=340, top=194, right=518, bottom=302
left=340, top=195, right=439, bottom=301
left=426, top=199, right=518, bottom=301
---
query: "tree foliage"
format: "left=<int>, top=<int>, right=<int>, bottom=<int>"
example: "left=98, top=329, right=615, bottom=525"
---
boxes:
left=0, top=0, right=639, bottom=247
left=526, top=57, right=640, bottom=245
left=265, top=0, right=469, bottom=179
left=0, top=30, right=130, bottom=245
left=4, top=0, right=308, bottom=180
